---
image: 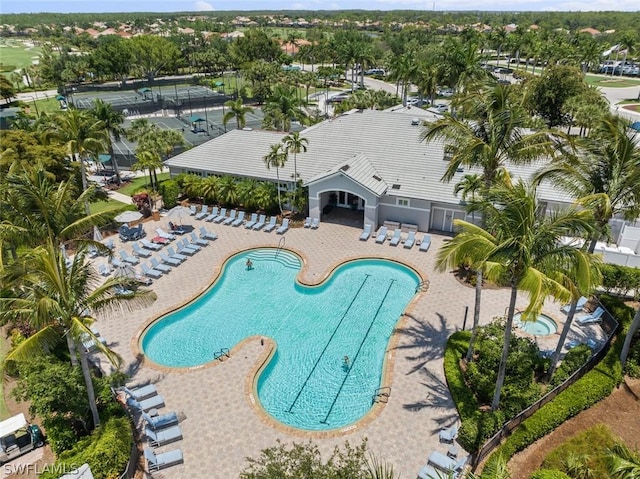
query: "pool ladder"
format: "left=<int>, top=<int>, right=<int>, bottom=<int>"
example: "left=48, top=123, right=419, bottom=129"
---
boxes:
left=275, top=236, right=285, bottom=258
left=372, top=387, right=391, bottom=404
left=415, top=280, right=430, bottom=293
left=213, top=348, right=230, bottom=361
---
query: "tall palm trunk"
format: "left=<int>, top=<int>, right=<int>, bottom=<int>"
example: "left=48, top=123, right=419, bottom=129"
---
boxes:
left=78, top=346, right=101, bottom=428
left=492, top=281, right=518, bottom=411
left=276, top=168, right=283, bottom=214
left=466, top=270, right=483, bottom=362
left=621, top=307, right=640, bottom=368
left=76, top=153, right=90, bottom=216
left=546, top=297, right=578, bottom=382
left=66, top=331, right=79, bottom=367
left=108, top=139, right=121, bottom=186
left=292, top=152, right=297, bottom=209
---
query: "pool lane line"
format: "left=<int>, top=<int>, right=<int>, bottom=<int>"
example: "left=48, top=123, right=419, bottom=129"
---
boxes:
left=320, top=279, right=396, bottom=425
left=286, top=274, right=371, bottom=414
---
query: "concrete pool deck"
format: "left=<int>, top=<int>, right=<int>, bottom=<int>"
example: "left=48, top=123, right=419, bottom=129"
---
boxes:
left=92, top=217, right=605, bottom=478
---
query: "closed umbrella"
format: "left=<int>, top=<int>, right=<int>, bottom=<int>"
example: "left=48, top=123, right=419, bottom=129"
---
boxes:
left=114, top=211, right=143, bottom=223
left=93, top=226, right=103, bottom=242
left=114, top=263, right=136, bottom=279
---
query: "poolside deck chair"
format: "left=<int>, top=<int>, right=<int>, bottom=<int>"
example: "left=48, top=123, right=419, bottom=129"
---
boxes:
left=276, top=218, right=289, bottom=235
left=141, top=263, right=163, bottom=279
left=179, top=238, right=200, bottom=254
left=303, top=217, right=312, bottom=228
left=150, top=257, right=172, bottom=274
left=132, top=243, right=153, bottom=258
left=144, top=447, right=183, bottom=472
left=428, top=450, right=457, bottom=473
left=417, top=464, right=441, bottom=479
left=404, top=231, right=416, bottom=249
left=155, top=228, right=175, bottom=241
left=81, top=331, right=107, bottom=353
left=189, top=205, right=197, bottom=216
left=114, top=285, right=134, bottom=295
left=253, top=214, right=266, bottom=230
left=111, top=258, right=125, bottom=268
left=263, top=216, right=277, bottom=232
left=119, top=250, right=140, bottom=265
left=175, top=240, right=197, bottom=256
left=142, top=411, right=178, bottom=431
left=195, top=205, right=209, bottom=220
left=244, top=213, right=258, bottom=229
left=159, top=251, right=182, bottom=267
left=88, top=245, right=100, bottom=258
left=439, top=424, right=458, bottom=443
left=190, top=231, right=209, bottom=246
left=419, top=234, right=431, bottom=252
left=389, top=228, right=402, bottom=246
left=223, top=209, right=237, bottom=225
left=199, top=226, right=218, bottom=241
left=121, top=384, right=158, bottom=401
left=204, top=206, right=219, bottom=222
left=213, top=208, right=227, bottom=223
left=310, top=218, right=320, bottom=229
left=168, top=222, right=186, bottom=235
left=232, top=211, right=245, bottom=227
left=166, top=247, right=187, bottom=262
left=126, top=394, right=165, bottom=412
left=98, top=264, right=112, bottom=277
left=359, top=224, right=372, bottom=241
left=375, top=226, right=388, bottom=244
left=576, top=306, right=605, bottom=326
left=562, top=296, right=588, bottom=314
left=141, top=239, right=162, bottom=251
left=145, top=424, right=183, bottom=447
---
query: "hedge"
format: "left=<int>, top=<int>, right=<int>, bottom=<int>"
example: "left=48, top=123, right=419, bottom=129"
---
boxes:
left=480, top=295, right=629, bottom=478
left=40, top=416, right=133, bottom=479
left=530, top=470, right=572, bottom=479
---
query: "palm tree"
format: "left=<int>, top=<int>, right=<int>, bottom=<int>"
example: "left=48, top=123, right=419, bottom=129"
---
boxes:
left=223, top=98, right=254, bottom=130
left=46, top=109, right=108, bottom=214
left=90, top=99, right=125, bottom=185
left=132, top=149, right=162, bottom=191
left=534, top=115, right=640, bottom=254
left=606, top=443, right=640, bottom=478
left=1, top=242, right=156, bottom=428
left=199, top=175, right=218, bottom=204
left=237, top=178, right=260, bottom=209
left=253, top=181, right=278, bottom=212
left=216, top=175, right=238, bottom=206
left=263, top=143, right=287, bottom=214
left=282, top=132, right=308, bottom=210
left=437, top=181, right=593, bottom=411
left=262, top=84, right=307, bottom=132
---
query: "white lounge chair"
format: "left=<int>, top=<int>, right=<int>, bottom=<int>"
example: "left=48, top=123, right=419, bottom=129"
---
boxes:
left=144, top=447, right=184, bottom=471
left=276, top=218, right=289, bottom=235
left=190, top=231, right=209, bottom=246
left=303, top=217, right=311, bottom=228
left=141, top=239, right=162, bottom=251
left=155, top=228, right=175, bottom=241
left=104, top=239, right=115, bottom=252
left=145, top=425, right=183, bottom=447
left=223, top=210, right=237, bottom=225
left=176, top=240, right=197, bottom=256
left=359, top=224, right=372, bottom=241
left=204, top=206, right=219, bottom=222
left=199, top=226, right=218, bottom=241
left=232, top=211, right=245, bottom=227
left=213, top=208, right=227, bottom=223
left=98, top=264, right=112, bottom=277
left=195, top=205, right=209, bottom=220
left=439, top=424, right=458, bottom=443
left=142, top=411, right=179, bottom=431
left=263, top=216, right=277, bottom=232
left=121, top=384, right=158, bottom=401
left=562, top=296, right=588, bottom=314
left=126, top=394, right=164, bottom=412
left=180, top=238, right=201, bottom=253
left=160, top=251, right=183, bottom=266
left=166, top=247, right=187, bottom=262
left=141, top=263, right=163, bottom=279
left=375, top=226, right=388, bottom=244
left=189, top=205, right=197, bottom=216
left=150, top=257, right=172, bottom=274
left=576, top=306, right=605, bottom=326
left=419, top=234, right=431, bottom=252
left=310, top=218, right=320, bottom=229
left=253, top=214, right=266, bottom=230
left=389, top=228, right=402, bottom=246
left=119, top=250, right=139, bottom=265
left=404, top=231, right=416, bottom=249
left=132, top=243, right=152, bottom=258
left=245, top=213, right=258, bottom=229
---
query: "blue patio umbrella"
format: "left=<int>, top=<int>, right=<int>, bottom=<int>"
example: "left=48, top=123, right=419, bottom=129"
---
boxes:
left=631, top=121, right=640, bottom=131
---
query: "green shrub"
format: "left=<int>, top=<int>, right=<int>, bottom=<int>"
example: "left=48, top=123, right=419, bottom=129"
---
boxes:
left=159, top=179, right=180, bottom=209
left=541, top=424, right=616, bottom=475
left=40, top=416, right=133, bottom=479
left=550, top=345, right=592, bottom=388
left=600, top=264, right=640, bottom=299
left=530, top=470, right=571, bottom=479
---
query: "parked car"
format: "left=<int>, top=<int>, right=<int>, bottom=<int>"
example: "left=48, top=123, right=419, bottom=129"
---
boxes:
left=327, top=93, right=350, bottom=104
left=365, top=68, right=385, bottom=76
left=437, top=87, right=454, bottom=97
left=407, top=97, right=429, bottom=107
left=429, top=104, right=449, bottom=114
left=0, top=414, right=45, bottom=465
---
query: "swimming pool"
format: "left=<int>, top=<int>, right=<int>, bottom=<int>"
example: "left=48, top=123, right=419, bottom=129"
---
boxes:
left=141, top=248, right=420, bottom=431
left=514, top=312, right=558, bottom=336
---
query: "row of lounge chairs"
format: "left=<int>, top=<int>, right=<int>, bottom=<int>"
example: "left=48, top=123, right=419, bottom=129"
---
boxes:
left=191, top=206, right=290, bottom=234
left=303, top=217, right=320, bottom=229
left=418, top=423, right=468, bottom=479
left=360, top=225, right=431, bottom=251
left=560, top=296, right=605, bottom=326
left=119, top=384, right=184, bottom=472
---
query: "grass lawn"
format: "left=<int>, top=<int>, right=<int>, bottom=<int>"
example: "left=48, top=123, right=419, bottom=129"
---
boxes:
left=90, top=199, right=136, bottom=215
left=617, top=98, right=640, bottom=105
left=584, top=75, right=640, bottom=88
left=117, top=173, right=170, bottom=196
left=0, top=39, right=42, bottom=74
left=21, top=97, right=62, bottom=116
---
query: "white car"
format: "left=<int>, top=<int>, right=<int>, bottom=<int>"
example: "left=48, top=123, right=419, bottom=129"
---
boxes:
left=437, top=88, right=454, bottom=97
left=430, top=104, right=448, bottom=114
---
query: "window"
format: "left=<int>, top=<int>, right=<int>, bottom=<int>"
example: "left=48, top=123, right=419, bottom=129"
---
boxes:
left=397, top=198, right=409, bottom=207
left=443, top=146, right=454, bottom=162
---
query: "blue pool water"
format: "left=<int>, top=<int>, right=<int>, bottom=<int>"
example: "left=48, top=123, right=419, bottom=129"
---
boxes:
left=141, top=248, right=420, bottom=431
